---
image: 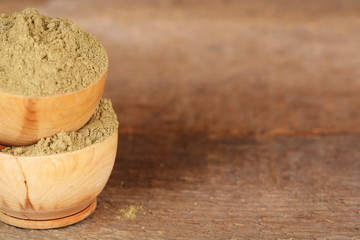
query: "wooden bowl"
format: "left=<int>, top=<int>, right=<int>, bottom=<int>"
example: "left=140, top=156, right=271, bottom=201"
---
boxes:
left=0, top=131, right=118, bottom=229
left=0, top=71, right=107, bottom=146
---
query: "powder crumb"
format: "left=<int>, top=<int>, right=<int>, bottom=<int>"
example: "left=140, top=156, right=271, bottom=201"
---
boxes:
left=118, top=205, right=143, bottom=220
left=0, top=8, right=108, bottom=96
left=1, top=99, right=118, bottom=156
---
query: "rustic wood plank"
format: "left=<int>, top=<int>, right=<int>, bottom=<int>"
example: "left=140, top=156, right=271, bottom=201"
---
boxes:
left=1, top=0, right=360, bottom=239
left=2, top=133, right=360, bottom=239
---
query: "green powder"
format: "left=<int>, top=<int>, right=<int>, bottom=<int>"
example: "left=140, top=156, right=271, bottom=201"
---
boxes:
left=118, top=205, right=143, bottom=220
left=0, top=8, right=108, bottom=96
left=1, top=99, right=118, bottom=156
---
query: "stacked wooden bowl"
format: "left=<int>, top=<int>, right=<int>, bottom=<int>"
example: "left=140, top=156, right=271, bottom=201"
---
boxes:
left=0, top=71, right=118, bottom=229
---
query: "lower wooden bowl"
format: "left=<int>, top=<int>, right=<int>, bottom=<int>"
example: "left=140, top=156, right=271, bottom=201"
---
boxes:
left=0, top=131, right=118, bottom=229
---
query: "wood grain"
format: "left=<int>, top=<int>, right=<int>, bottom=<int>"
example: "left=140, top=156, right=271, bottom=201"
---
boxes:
left=1, top=0, right=360, bottom=239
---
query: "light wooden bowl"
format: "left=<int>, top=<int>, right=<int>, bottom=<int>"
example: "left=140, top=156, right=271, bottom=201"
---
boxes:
left=0, top=131, right=118, bottom=229
left=0, top=71, right=107, bottom=146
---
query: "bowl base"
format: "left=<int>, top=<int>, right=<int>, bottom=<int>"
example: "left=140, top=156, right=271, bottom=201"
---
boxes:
left=0, top=199, right=97, bottom=229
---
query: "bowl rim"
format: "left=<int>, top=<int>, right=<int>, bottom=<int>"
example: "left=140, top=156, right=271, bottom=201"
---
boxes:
left=0, top=69, right=108, bottom=99
left=0, top=130, right=118, bottom=159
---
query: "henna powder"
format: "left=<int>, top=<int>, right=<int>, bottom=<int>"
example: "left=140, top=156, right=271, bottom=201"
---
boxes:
left=0, top=8, right=108, bottom=96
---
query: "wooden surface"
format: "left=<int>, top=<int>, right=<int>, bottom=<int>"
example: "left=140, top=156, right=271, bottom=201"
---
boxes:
left=1, top=0, right=360, bottom=239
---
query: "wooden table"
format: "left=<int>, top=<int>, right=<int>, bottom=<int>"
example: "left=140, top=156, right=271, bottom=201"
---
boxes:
left=1, top=0, right=360, bottom=239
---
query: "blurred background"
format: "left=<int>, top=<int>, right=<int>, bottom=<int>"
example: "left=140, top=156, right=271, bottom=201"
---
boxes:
left=3, top=0, right=359, bottom=137
left=2, top=1, right=360, bottom=238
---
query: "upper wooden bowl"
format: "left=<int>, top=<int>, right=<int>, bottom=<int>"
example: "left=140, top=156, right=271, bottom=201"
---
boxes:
left=0, top=71, right=107, bottom=146
left=0, top=131, right=117, bottom=223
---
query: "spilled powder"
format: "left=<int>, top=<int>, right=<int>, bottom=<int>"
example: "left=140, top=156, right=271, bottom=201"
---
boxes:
left=118, top=205, right=144, bottom=220
left=0, top=8, right=108, bottom=96
left=2, top=99, right=118, bottom=156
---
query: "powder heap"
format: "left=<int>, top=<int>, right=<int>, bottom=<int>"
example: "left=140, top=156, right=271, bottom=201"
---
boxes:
left=118, top=205, right=144, bottom=220
left=0, top=8, right=108, bottom=96
left=2, top=99, right=118, bottom=156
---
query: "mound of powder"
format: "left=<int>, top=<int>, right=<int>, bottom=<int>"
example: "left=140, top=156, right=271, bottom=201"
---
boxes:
left=0, top=8, right=108, bottom=96
left=2, top=99, right=118, bottom=156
